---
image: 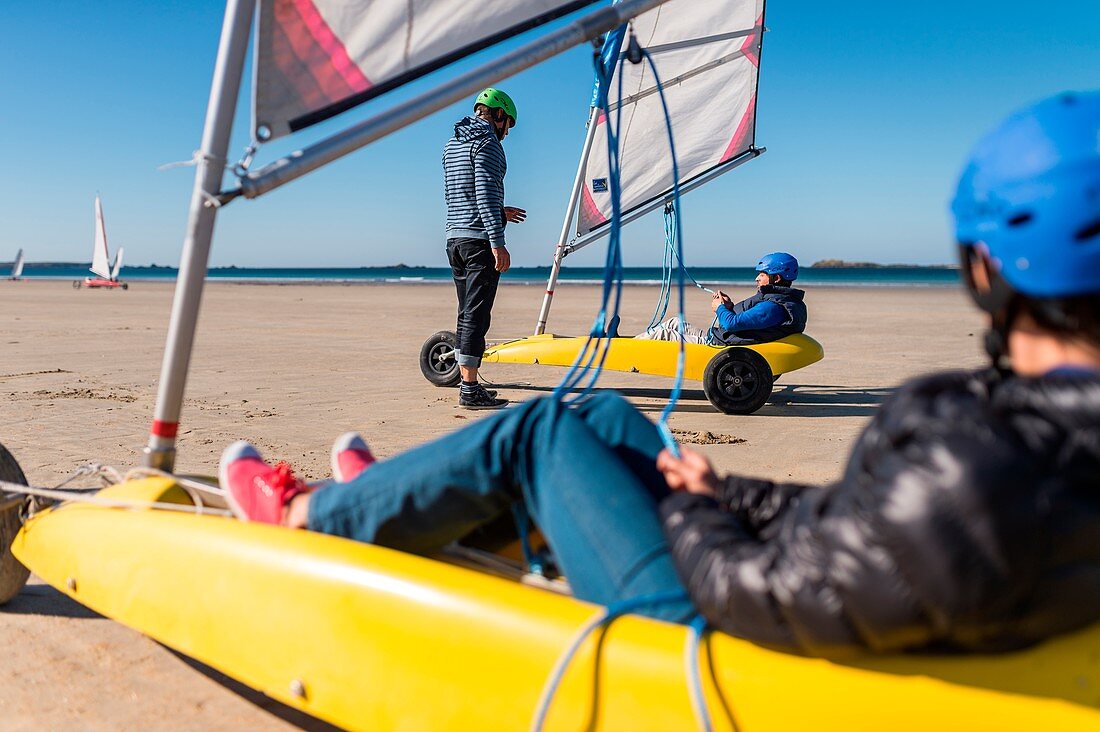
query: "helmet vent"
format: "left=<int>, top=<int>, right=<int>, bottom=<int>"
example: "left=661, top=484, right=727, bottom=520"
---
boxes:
left=1007, top=212, right=1034, bottom=227
left=1075, top=219, right=1100, bottom=243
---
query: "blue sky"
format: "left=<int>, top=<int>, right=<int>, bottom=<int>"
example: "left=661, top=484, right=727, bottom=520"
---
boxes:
left=2, top=1, right=1097, bottom=268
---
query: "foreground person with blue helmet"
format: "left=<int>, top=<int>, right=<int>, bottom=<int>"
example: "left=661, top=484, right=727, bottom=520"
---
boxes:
left=636, top=251, right=808, bottom=345
left=220, top=91, right=1100, bottom=654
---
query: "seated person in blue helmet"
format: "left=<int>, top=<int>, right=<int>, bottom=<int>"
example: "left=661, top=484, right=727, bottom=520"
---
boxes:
left=219, top=91, right=1100, bottom=654
left=636, top=252, right=808, bottom=345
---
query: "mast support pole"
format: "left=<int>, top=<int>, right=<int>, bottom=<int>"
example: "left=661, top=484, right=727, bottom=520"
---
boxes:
left=535, top=106, right=601, bottom=335
left=143, top=0, right=256, bottom=471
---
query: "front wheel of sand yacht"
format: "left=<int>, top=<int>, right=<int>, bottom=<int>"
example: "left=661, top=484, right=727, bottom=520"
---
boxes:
left=703, top=347, right=773, bottom=415
left=419, top=330, right=462, bottom=387
left=72, top=280, right=81, bottom=289
left=0, top=442, right=30, bottom=604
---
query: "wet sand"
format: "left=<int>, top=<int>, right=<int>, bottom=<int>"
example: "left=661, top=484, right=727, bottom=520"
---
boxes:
left=0, top=279, right=987, bottom=729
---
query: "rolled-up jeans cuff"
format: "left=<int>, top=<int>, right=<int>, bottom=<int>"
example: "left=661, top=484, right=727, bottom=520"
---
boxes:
left=457, top=353, right=482, bottom=368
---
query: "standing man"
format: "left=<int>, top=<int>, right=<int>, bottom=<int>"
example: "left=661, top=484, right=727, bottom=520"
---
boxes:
left=443, top=88, right=526, bottom=409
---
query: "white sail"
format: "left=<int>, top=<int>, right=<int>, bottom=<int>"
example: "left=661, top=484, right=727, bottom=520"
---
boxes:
left=577, top=0, right=765, bottom=236
left=90, top=195, right=112, bottom=280
left=253, top=0, right=600, bottom=140
left=11, top=248, right=24, bottom=279
left=110, top=247, right=124, bottom=281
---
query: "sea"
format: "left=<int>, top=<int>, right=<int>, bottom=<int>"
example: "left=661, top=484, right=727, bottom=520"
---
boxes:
left=14, top=264, right=959, bottom=288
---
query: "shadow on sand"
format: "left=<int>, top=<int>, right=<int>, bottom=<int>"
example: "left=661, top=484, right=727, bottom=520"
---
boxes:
left=168, top=650, right=344, bottom=732
left=497, top=382, right=894, bottom=418
left=2, top=582, right=102, bottom=620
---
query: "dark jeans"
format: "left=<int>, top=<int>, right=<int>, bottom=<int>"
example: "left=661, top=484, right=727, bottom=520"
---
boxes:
left=308, top=393, right=694, bottom=622
left=447, top=237, right=500, bottom=369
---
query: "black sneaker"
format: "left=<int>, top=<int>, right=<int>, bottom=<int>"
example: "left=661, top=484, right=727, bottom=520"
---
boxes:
left=459, top=383, right=508, bottom=409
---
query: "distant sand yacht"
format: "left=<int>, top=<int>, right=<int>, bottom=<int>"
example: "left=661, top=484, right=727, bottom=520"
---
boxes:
left=74, top=195, right=128, bottom=290
left=8, top=248, right=24, bottom=281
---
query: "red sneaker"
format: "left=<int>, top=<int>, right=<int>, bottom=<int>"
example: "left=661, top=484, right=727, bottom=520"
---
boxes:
left=330, top=432, right=376, bottom=483
left=219, top=441, right=308, bottom=524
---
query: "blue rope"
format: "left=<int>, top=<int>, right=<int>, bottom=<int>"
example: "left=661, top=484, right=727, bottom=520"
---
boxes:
left=646, top=207, right=676, bottom=329
left=686, top=615, right=714, bottom=732
left=646, top=203, right=719, bottom=334
left=530, top=590, right=690, bottom=732
left=553, top=47, right=628, bottom=404
left=639, top=47, right=689, bottom=458
left=511, top=502, right=548, bottom=577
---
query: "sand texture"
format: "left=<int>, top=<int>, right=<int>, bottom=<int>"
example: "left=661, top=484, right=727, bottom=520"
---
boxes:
left=0, top=280, right=987, bottom=729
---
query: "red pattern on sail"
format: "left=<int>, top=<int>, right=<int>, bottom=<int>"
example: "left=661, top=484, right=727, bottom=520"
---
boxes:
left=271, top=0, right=372, bottom=110
left=719, top=94, right=756, bottom=163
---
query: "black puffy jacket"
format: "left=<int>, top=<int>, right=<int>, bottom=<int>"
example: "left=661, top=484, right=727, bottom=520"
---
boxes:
left=659, top=368, right=1100, bottom=655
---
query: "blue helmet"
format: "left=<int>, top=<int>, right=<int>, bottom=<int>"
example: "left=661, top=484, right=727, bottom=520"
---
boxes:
left=756, top=252, right=798, bottom=282
left=952, top=91, right=1100, bottom=300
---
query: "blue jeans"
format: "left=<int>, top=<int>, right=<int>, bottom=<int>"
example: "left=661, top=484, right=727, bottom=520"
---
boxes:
left=308, top=393, right=694, bottom=622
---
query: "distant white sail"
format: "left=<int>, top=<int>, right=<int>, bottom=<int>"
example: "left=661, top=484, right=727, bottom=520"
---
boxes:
left=91, top=195, right=112, bottom=280
left=252, top=0, right=600, bottom=140
left=111, top=247, right=124, bottom=281
left=11, top=248, right=24, bottom=279
left=577, top=0, right=765, bottom=236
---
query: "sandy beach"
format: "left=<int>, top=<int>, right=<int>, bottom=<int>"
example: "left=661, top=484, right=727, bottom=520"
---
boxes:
left=0, top=279, right=988, bottom=730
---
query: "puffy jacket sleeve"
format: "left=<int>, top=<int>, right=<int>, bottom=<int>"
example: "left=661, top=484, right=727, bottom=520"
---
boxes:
left=715, top=474, right=814, bottom=534
left=659, top=371, right=1044, bottom=655
left=715, top=300, right=786, bottom=333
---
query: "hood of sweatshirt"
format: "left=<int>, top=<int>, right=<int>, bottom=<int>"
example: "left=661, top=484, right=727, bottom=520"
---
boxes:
left=453, top=115, right=496, bottom=143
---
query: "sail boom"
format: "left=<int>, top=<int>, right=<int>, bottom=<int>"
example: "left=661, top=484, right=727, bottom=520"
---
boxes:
left=564, top=147, right=765, bottom=258
left=229, top=0, right=675, bottom=204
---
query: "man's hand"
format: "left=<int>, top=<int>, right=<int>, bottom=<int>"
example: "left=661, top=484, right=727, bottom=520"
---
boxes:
left=504, top=206, right=527, bottom=224
left=493, top=246, right=511, bottom=273
left=711, top=291, right=732, bottom=312
left=657, top=447, right=719, bottom=497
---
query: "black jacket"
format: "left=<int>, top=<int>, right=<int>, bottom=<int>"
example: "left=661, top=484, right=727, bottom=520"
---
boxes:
left=660, top=368, right=1100, bottom=655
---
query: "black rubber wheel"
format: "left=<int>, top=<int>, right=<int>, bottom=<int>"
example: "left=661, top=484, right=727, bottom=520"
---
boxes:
left=702, top=348, right=773, bottom=415
left=121, top=283, right=129, bottom=290
left=72, top=280, right=81, bottom=289
left=419, top=330, right=461, bottom=387
left=0, top=442, right=30, bottom=605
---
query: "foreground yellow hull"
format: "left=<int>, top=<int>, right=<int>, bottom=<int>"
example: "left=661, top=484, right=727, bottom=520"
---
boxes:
left=483, top=333, right=824, bottom=381
left=13, top=478, right=1100, bottom=731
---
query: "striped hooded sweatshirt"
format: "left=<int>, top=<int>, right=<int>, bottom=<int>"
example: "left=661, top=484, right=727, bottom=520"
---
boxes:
left=443, top=116, right=507, bottom=248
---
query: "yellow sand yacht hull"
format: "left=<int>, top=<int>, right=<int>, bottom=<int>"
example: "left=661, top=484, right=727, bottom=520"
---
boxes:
left=13, top=478, right=1100, bottom=731
left=483, top=333, right=824, bottom=381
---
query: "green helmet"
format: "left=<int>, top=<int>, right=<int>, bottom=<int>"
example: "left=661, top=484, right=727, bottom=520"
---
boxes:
left=474, top=88, right=517, bottom=127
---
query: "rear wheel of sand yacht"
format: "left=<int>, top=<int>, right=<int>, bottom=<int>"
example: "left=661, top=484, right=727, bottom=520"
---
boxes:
left=121, top=283, right=129, bottom=290
left=419, top=330, right=461, bottom=387
left=0, top=442, right=30, bottom=604
left=72, top=280, right=81, bottom=289
left=703, top=348, right=773, bottom=415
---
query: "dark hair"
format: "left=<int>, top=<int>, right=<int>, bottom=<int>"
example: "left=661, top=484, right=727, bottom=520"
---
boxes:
left=1018, top=295, right=1100, bottom=347
left=771, top=276, right=793, bottom=288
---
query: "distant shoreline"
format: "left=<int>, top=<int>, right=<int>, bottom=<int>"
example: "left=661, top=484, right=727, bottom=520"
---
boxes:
left=13, top=261, right=958, bottom=270
left=810, top=259, right=958, bottom=269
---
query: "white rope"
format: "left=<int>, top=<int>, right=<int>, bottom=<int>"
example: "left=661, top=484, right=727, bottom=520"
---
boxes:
left=0, top=480, right=231, bottom=518
left=156, top=149, right=228, bottom=172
